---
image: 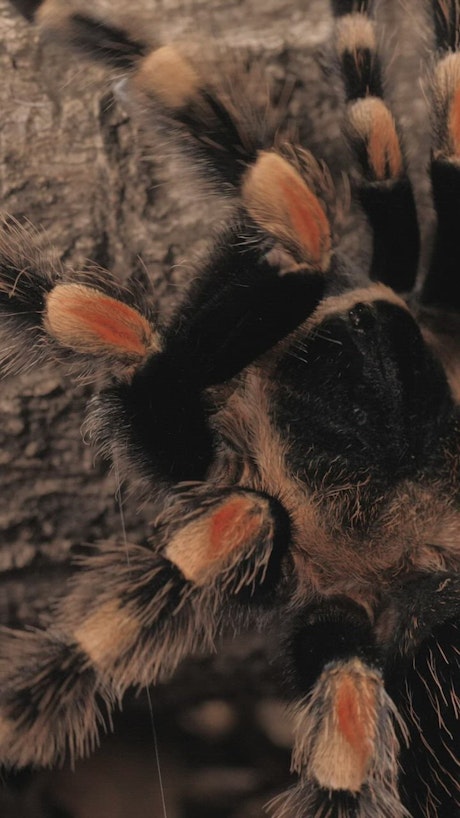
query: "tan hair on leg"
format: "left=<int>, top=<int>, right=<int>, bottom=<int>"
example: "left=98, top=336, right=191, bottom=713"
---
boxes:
left=132, top=46, right=201, bottom=109
left=242, top=151, right=331, bottom=270
left=347, top=98, right=403, bottom=180
left=45, top=283, right=161, bottom=362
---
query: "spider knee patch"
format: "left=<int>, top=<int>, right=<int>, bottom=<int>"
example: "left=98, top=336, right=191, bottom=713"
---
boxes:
left=45, top=283, right=161, bottom=363
left=165, top=492, right=278, bottom=585
left=312, top=663, right=377, bottom=791
left=335, top=12, right=376, bottom=54
left=292, top=659, right=403, bottom=796
left=347, top=98, right=403, bottom=181
left=132, top=46, right=201, bottom=109
left=242, top=151, right=331, bottom=270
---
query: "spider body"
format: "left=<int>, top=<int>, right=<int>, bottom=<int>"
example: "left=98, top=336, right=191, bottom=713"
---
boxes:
left=1, top=1, right=460, bottom=816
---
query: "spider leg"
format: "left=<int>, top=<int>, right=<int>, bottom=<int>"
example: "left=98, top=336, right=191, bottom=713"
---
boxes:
left=331, top=1, right=420, bottom=292
left=0, top=484, right=290, bottom=767
left=0, top=217, right=161, bottom=379
left=415, top=0, right=460, bottom=402
left=381, top=572, right=460, bottom=818
left=420, top=0, right=460, bottom=312
left=271, top=597, right=407, bottom=818
left=96, top=215, right=334, bottom=486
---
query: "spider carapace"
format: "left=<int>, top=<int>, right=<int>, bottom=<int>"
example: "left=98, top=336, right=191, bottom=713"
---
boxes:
left=1, top=1, right=460, bottom=816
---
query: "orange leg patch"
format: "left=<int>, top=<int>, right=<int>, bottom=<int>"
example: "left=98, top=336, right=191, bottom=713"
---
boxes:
left=449, top=84, right=460, bottom=158
left=45, top=284, right=161, bottom=362
left=347, top=98, right=403, bottom=181
left=307, top=660, right=379, bottom=793
left=335, top=671, right=377, bottom=785
left=241, top=151, right=332, bottom=270
left=165, top=493, right=273, bottom=584
left=209, top=497, right=264, bottom=559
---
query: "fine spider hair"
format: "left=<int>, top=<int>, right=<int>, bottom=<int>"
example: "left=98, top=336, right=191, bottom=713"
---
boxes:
left=1, top=1, right=460, bottom=817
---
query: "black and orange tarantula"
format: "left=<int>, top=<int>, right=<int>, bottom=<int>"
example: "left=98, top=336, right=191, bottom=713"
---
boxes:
left=1, top=0, right=460, bottom=816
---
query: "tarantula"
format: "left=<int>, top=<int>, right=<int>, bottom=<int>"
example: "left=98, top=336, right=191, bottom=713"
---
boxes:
left=1, top=0, right=460, bottom=816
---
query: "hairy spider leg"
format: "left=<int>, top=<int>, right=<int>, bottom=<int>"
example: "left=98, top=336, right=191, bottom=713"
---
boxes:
left=332, top=3, right=420, bottom=292
left=271, top=598, right=407, bottom=818
left=422, top=1, right=460, bottom=311
left=0, top=486, right=290, bottom=767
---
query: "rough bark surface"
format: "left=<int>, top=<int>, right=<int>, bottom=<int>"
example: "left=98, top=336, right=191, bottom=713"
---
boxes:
left=0, top=0, right=433, bottom=815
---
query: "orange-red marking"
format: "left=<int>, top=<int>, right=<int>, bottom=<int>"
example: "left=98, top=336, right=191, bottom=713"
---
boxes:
left=279, top=177, right=329, bottom=266
left=367, top=111, right=402, bottom=180
left=46, top=285, right=155, bottom=358
left=209, top=497, right=262, bottom=560
left=335, top=674, right=376, bottom=779
left=70, top=299, right=148, bottom=356
left=449, top=85, right=460, bottom=157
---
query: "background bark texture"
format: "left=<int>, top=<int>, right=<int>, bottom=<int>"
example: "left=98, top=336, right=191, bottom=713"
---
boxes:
left=0, top=1, right=433, bottom=816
